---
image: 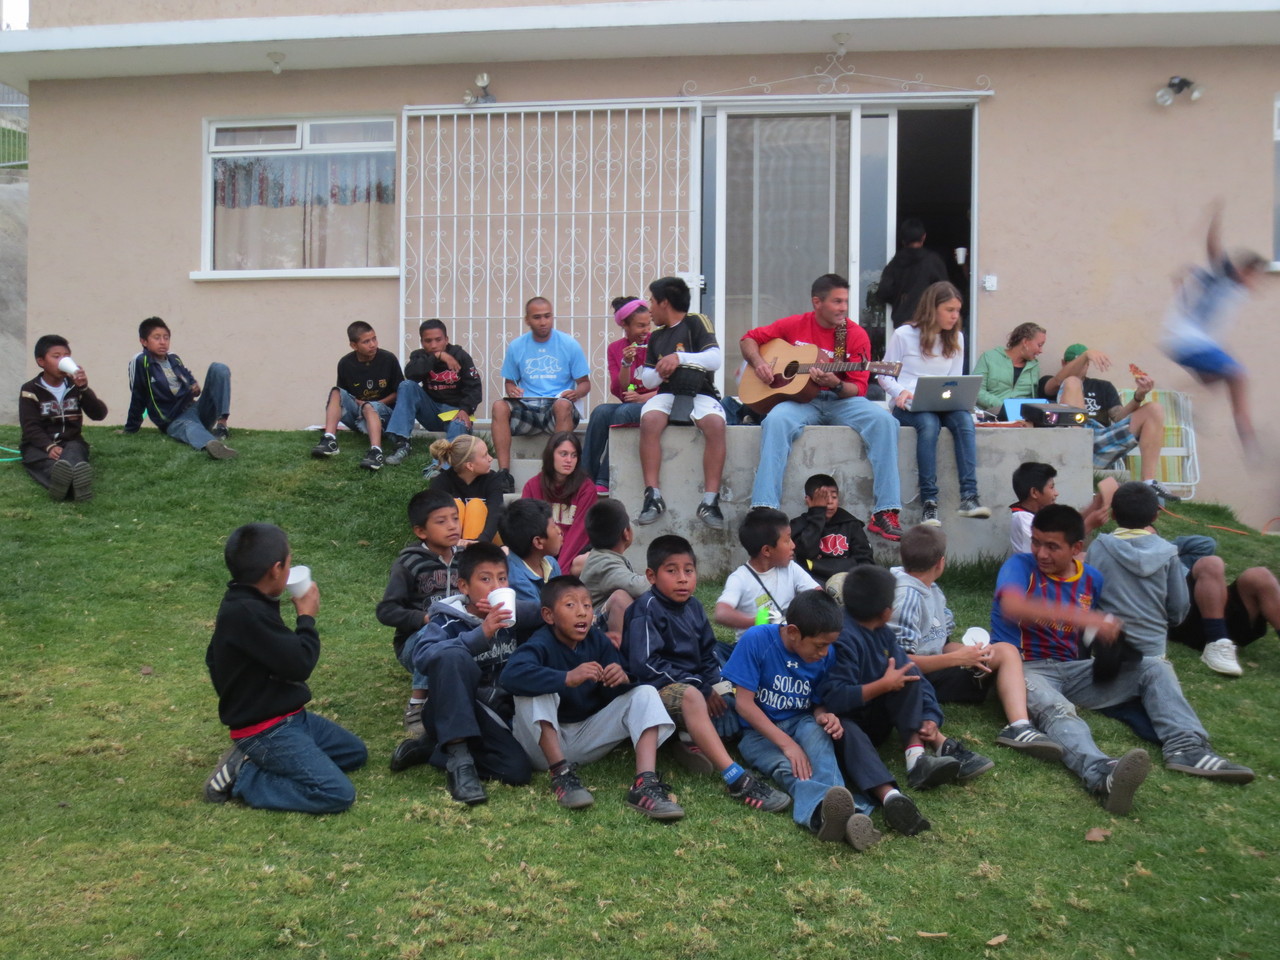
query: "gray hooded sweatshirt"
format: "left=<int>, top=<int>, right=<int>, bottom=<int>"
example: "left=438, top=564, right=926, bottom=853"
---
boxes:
left=1086, top=531, right=1190, bottom=658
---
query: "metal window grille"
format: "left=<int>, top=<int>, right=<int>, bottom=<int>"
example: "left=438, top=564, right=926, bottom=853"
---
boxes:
left=401, top=102, right=700, bottom=414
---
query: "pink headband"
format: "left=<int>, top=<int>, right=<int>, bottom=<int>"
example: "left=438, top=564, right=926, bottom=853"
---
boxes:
left=613, top=298, right=647, bottom=327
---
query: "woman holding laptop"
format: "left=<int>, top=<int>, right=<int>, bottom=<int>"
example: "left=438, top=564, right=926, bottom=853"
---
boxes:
left=878, top=282, right=989, bottom=526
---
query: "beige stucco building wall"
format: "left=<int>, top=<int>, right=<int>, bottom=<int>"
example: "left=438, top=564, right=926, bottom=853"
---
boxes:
left=31, top=0, right=621, bottom=28
left=23, top=45, right=1280, bottom=525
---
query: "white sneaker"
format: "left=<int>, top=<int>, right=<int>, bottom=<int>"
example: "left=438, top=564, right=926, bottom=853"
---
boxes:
left=1200, top=639, right=1243, bottom=676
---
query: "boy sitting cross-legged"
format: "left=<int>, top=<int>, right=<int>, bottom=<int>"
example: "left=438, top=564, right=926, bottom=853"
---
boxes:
left=376, top=489, right=462, bottom=737
left=623, top=534, right=791, bottom=813
left=822, top=565, right=994, bottom=797
left=891, top=524, right=1062, bottom=761
left=722, top=590, right=882, bottom=850
left=390, top=542, right=542, bottom=804
left=204, top=523, right=368, bottom=812
left=716, top=507, right=820, bottom=636
left=500, top=576, right=683, bottom=819
left=500, top=498, right=564, bottom=606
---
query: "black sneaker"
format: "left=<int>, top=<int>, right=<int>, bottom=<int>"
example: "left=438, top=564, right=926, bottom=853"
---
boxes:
left=938, top=737, right=995, bottom=782
left=995, top=723, right=1063, bottom=761
left=881, top=792, right=930, bottom=836
left=389, top=734, right=436, bottom=772
left=844, top=812, right=882, bottom=851
left=814, top=785, right=855, bottom=841
left=211, top=421, right=230, bottom=441
left=696, top=496, right=725, bottom=530
left=384, top=438, right=412, bottom=466
left=1097, top=748, right=1151, bottom=815
left=71, top=461, right=94, bottom=502
left=359, top=447, right=385, bottom=471
left=920, top=500, right=940, bottom=526
left=204, top=746, right=246, bottom=803
left=1164, top=746, right=1254, bottom=783
left=446, top=755, right=488, bottom=805
left=550, top=764, right=594, bottom=809
left=626, top=771, right=684, bottom=820
left=47, top=459, right=74, bottom=501
left=636, top=487, right=666, bottom=525
left=311, top=434, right=339, bottom=458
left=868, top=509, right=902, bottom=542
left=957, top=496, right=991, bottom=519
left=726, top=773, right=791, bottom=813
left=494, top=468, right=515, bottom=494
left=906, top=753, right=961, bottom=790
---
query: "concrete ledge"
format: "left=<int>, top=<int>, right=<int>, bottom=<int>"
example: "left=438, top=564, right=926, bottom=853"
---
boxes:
left=607, top=424, right=1093, bottom=578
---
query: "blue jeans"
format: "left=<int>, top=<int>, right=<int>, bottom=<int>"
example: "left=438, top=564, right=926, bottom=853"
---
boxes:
left=751, top=395, right=901, bottom=513
left=233, top=710, right=368, bottom=814
left=582, top=401, right=643, bottom=485
left=738, top=714, right=871, bottom=829
left=891, top=407, right=978, bottom=503
left=164, top=362, right=231, bottom=451
left=335, top=390, right=392, bottom=436
left=385, top=380, right=469, bottom=441
left=1022, top=657, right=1208, bottom=793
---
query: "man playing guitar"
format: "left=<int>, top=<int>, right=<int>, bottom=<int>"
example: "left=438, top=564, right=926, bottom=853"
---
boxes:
left=741, top=274, right=904, bottom=542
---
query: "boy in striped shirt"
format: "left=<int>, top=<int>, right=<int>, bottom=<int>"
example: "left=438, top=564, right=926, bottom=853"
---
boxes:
left=991, top=505, right=1252, bottom=815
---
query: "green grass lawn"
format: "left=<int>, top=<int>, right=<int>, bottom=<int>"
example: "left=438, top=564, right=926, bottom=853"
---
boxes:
left=2, top=427, right=1277, bottom=959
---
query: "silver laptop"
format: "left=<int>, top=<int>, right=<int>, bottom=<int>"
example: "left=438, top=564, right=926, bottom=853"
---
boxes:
left=909, top=375, right=982, bottom=413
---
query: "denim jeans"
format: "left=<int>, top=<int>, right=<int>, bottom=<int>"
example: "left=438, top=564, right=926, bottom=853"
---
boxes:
left=750, top=395, right=901, bottom=512
left=385, top=380, right=469, bottom=441
left=582, top=401, right=643, bottom=485
left=233, top=710, right=368, bottom=814
left=164, top=362, right=231, bottom=451
left=335, top=390, right=392, bottom=436
left=1022, top=657, right=1208, bottom=792
left=891, top=407, right=978, bottom=503
left=739, top=713, right=872, bottom=829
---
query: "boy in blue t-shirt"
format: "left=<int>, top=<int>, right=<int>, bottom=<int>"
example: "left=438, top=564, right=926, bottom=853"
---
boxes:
left=722, top=590, right=881, bottom=851
left=490, top=297, right=591, bottom=491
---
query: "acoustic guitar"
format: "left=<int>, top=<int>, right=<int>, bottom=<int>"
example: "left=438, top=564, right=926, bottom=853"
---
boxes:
left=738, top=339, right=902, bottom=414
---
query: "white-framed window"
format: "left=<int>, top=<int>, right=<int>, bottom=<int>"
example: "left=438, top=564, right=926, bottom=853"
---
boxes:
left=195, top=117, right=398, bottom=279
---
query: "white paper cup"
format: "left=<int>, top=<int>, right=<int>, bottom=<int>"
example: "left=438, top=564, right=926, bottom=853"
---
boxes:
left=488, top=587, right=517, bottom=627
left=955, top=247, right=968, bottom=265
left=57, top=356, right=81, bottom=376
left=961, top=626, right=990, bottom=648
left=286, top=564, right=313, bottom=599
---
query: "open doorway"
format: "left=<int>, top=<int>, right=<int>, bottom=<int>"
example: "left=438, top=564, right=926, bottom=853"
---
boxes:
left=884, top=108, right=974, bottom=359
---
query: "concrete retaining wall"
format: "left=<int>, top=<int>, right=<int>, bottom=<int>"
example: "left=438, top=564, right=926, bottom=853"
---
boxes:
left=606, top=423, right=1093, bottom=578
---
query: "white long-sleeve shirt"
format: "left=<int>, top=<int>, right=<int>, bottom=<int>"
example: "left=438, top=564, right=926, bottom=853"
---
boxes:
left=877, top=324, right=964, bottom=399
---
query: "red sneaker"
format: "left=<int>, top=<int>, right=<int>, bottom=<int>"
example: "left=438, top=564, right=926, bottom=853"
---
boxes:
left=868, top=509, right=902, bottom=542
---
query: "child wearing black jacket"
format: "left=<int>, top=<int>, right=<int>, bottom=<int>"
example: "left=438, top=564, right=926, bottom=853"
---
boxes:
left=203, top=523, right=367, bottom=813
left=790, top=474, right=874, bottom=584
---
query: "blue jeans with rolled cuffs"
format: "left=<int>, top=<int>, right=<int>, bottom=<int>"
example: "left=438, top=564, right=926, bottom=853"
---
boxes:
left=751, top=394, right=901, bottom=513
left=891, top=406, right=978, bottom=503
left=232, top=710, right=368, bottom=814
left=738, top=713, right=873, bottom=829
left=164, top=362, right=231, bottom=451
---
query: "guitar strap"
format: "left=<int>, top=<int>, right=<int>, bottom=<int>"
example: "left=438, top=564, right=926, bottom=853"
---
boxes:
left=834, top=320, right=848, bottom=363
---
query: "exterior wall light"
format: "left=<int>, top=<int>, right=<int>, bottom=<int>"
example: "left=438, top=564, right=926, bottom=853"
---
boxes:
left=1156, top=76, right=1204, bottom=106
left=463, top=73, right=496, bottom=106
left=267, top=52, right=285, bottom=75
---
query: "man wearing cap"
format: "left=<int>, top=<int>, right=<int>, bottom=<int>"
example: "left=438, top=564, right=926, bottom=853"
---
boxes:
left=1039, top=344, right=1173, bottom=499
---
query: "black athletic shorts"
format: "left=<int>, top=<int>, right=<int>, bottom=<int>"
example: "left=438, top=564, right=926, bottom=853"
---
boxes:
left=1169, top=574, right=1267, bottom=650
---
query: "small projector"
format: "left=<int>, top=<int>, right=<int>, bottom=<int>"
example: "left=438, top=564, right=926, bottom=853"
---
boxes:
left=1022, top=404, right=1088, bottom=428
